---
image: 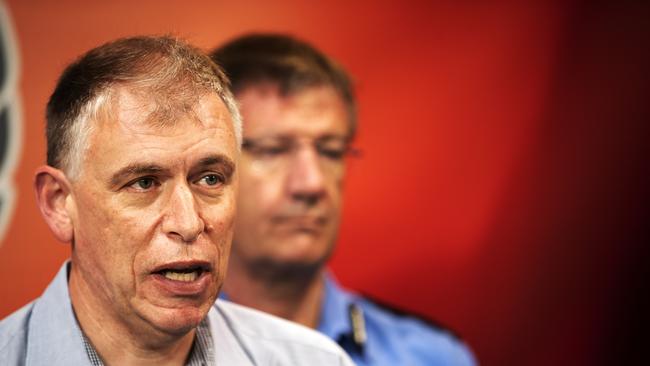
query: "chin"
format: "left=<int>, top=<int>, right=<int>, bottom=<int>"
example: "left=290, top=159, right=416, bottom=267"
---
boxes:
left=276, top=254, right=326, bottom=269
left=247, top=254, right=326, bottom=282
left=280, top=242, right=334, bottom=267
left=147, top=304, right=210, bottom=336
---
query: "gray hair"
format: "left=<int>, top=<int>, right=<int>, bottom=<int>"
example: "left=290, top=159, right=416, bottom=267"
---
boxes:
left=46, top=35, right=242, bottom=179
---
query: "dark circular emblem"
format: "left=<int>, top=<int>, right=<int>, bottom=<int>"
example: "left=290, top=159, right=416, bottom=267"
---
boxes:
left=0, top=3, right=22, bottom=245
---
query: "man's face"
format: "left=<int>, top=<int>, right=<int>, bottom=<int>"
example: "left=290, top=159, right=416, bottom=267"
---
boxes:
left=232, top=84, right=349, bottom=273
left=68, top=90, right=238, bottom=336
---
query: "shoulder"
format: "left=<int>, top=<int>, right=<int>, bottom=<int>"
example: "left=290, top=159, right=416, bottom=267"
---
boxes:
left=358, top=295, right=477, bottom=365
left=0, top=301, right=35, bottom=364
left=215, top=299, right=354, bottom=365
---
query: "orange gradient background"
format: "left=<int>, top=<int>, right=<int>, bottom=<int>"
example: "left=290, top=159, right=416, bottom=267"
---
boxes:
left=1, top=1, right=647, bottom=365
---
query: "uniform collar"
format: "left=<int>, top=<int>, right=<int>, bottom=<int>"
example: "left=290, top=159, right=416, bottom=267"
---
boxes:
left=318, top=272, right=356, bottom=342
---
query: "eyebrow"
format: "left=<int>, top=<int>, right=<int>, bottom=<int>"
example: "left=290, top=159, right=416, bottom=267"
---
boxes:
left=192, top=155, right=236, bottom=184
left=108, top=155, right=236, bottom=187
left=196, top=155, right=235, bottom=168
left=315, top=135, right=351, bottom=143
left=244, top=134, right=350, bottom=144
left=109, top=164, right=167, bottom=187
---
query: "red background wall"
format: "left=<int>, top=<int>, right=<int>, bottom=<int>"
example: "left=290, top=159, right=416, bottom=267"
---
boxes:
left=1, top=1, right=647, bottom=364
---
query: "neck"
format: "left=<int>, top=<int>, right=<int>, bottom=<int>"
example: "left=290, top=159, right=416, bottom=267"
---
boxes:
left=68, top=263, right=195, bottom=366
left=223, top=257, right=325, bottom=329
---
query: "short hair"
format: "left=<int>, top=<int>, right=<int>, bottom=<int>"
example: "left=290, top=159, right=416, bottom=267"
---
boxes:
left=210, top=33, right=356, bottom=138
left=46, top=35, right=242, bottom=178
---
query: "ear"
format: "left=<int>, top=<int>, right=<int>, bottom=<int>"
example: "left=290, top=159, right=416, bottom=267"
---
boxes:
left=34, top=165, right=75, bottom=243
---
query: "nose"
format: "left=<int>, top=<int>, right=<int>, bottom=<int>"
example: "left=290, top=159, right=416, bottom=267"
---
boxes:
left=286, top=147, right=327, bottom=205
left=162, top=183, right=205, bottom=242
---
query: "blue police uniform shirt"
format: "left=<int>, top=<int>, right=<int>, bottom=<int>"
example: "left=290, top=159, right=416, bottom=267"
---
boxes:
left=222, top=273, right=477, bottom=365
left=318, top=273, right=476, bottom=366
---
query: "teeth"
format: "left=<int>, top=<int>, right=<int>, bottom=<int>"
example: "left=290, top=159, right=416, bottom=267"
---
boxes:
left=163, top=271, right=199, bottom=282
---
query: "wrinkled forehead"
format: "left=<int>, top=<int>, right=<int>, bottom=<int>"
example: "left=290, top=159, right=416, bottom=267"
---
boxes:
left=78, top=88, right=238, bottom=164
left=79, top=87, right=238, bottom=169
left=105, top=85, right=229, bottom=129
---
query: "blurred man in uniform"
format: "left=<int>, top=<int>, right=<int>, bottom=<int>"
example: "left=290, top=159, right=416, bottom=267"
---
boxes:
left=211, top=33, right=476, bottom=365
left=0, top=35, right=354, bottom=366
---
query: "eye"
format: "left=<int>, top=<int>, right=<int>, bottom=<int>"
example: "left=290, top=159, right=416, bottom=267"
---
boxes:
left=315, top=138, right=350, bottom=161
left=127, top=177, right=158, bottom=191
left=249, top=145, right=289, bottom=157
left=318, top=147, right=347, bottom=160
left=243, top=139, right=290, bottom=157
left=197, top=174, right=224, bottom=186
left=260, top=146, right=289, bottom=156
left=316, top=141, right=349, bottom=160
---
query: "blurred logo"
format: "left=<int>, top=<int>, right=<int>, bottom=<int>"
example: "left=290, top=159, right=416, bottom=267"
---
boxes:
left=0, top=3, right=22, bottom=245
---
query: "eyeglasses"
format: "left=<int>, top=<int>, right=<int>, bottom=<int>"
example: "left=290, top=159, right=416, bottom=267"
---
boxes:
left=242, top=136, right=360, bottom=173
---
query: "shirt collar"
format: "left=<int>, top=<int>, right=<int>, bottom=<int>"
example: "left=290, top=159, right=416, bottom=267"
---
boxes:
left=25, top=261, right=91, bottom=365
left=317, top=272, right=356, bottom=342
left=80, top=317, right=214, bottom=366
left=27, top=260, right=215, bottom=366
left=187, top=318, right=215, bottom=366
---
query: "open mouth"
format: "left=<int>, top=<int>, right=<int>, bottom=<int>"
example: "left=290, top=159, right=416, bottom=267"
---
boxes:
left=152, top=263, right=210, bottom=283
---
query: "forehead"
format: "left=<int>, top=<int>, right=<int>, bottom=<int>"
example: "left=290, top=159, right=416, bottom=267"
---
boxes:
left=108, top=88, right=228, bottom=129
left=82, top=89, right=237, bottom=170
left=236, top=84, right=349, bottom=138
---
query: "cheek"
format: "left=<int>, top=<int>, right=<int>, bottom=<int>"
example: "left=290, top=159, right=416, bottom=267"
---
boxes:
left=238, top=168, right=284, bottom=215
left=73, top=202, right=145, bottom=290
left=205, top=197, right=236, bottom=271
left=74, top=195, right=117, bottom=253
left=80, top=196, right=157, bottom=268
left=207, top=190, right=238, bottom=235
left=326, top=173, right=344, bottom=201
